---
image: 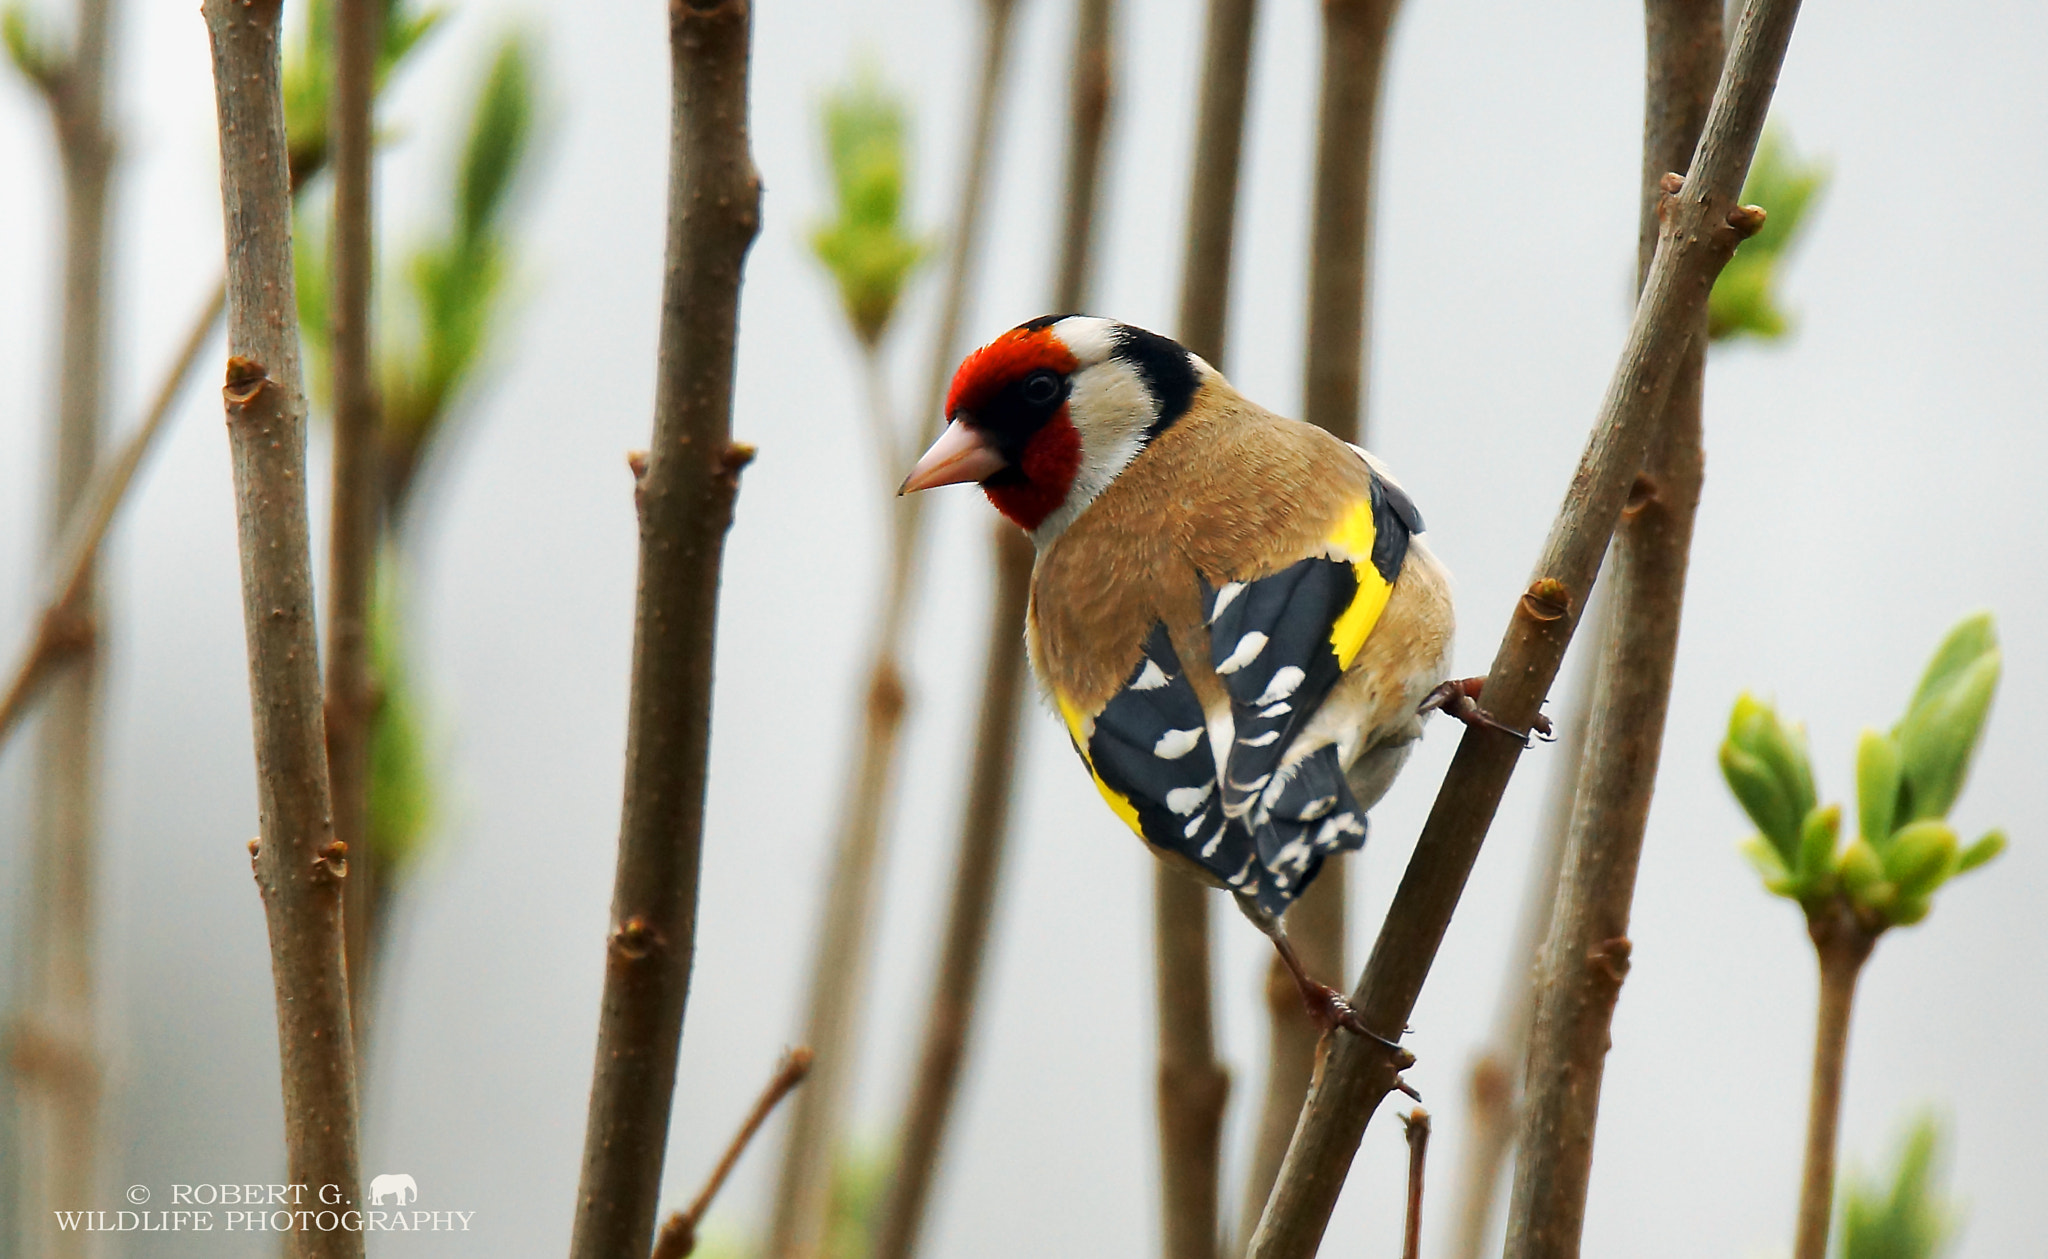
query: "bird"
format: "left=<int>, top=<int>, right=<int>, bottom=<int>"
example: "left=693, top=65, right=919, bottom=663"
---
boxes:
left=900, top=314, right=1534, bottom=1051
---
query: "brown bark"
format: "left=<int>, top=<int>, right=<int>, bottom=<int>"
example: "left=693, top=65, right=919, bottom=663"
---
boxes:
left=202, top=0, right=363, bottom=1251
left=651, top=1048, right=815, bottom=1259
left=9, top=1, right=115, bottom=1251
left=1442, top=618, right=1599, bottom=1259
left=1499, top=3, right=1720, bottom=1256
left=1150, top=1, right=1256, bottom=1253
left=327, top=0, right=383, bottom=1051
left=1792, top=902, right=1877, bottom=1259
left=1401, top=1108, right=1431, bottom=1259
left=868, top=525, right=1035, bottom=1259
left=566, top=3, right=760, bottom=1257
left=868, top=6, right=1114, bottom=1254
left=1244, top=2, right=1802, bottom=1252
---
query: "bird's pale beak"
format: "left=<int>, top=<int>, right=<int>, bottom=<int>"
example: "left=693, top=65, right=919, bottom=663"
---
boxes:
left=900, top=420, right=1007, bottom=494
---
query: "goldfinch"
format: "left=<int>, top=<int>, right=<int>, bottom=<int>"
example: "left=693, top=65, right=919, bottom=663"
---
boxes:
left=902, top=315, right=1518, bottom=1043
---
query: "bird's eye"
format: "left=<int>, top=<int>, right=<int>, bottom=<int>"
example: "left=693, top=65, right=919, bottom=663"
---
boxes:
left=1020, top=370, right=1062, bottom=407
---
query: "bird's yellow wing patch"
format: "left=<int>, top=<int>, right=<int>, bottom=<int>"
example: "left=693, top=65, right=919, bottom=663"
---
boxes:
left=1057, top=691, right=1144, bottom=836
left=1324, top=498, right=1396, bottom=670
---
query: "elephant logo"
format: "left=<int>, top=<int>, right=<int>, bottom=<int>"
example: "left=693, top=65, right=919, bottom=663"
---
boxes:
left=368, top=1173, right=418, bottom=1206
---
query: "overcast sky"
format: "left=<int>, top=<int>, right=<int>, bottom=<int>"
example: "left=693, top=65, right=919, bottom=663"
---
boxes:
left=2, top=0, right=2045, bottom=1256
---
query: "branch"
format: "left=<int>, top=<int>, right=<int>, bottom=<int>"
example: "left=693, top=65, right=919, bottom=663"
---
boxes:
left=327, top=0, right=382, bottom=1050
left=566, top=1, right=760, bottom=1256
left=767, top=7, right=1018, bottom=1254
left=868, top=524, right=1034, bottom=1259
left=203, top=0, right=362, bottom=1247
left=869, top=6, right=1112, bottom=1253
left=650, top=1047, right=814, bottom=1259
left=1153, top=3, right=1257, bottom=1249
left=1794, top=903, right=1877, bottom=1259
left=1401, top=1108, right=1431, bottom=1259
left=1244, top=1, right=1802, bottom=1252
left=1500, top=2, right=1720, bottom=1254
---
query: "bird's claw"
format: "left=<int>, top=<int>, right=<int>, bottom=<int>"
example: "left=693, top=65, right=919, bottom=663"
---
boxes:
left=1419, top=678, right=1554, bottom=748
left=1302, top=981, right=1417, bottom=1073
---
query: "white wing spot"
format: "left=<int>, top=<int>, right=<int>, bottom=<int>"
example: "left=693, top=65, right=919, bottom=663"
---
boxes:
left=1298, top=795, right=1337, bottom=821
left=1216, top=632, right=1268, bottom=675
left=1272, top=837, right=1315, bottom=874
left=1153, top=728, right=1204, bottom=760
left=1166, top=783, right=1215, bottom=816
left=1226, top=855, right=1257, bottom=886
left=1208, top=582, right=1246, bottom=624
left=1229, top=772, right=1272, bottom=794
left=1314, top=812, right=1366, bottom=846
left=1131, top=659, right=1169, bottom=691
left=1238, top=731, right=1280, bottom=748
left=1255, top=667, right=1305, bottom=705
left=1200, top=823, right=1226, bottom=858
left=1259, top=702, right=1292, bottom=719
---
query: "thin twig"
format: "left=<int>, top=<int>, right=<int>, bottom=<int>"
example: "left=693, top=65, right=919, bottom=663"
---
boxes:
left=868, top=524, right=1034, bottom=1259
left=0, top=281, right=221, bottom=755
left=1500, top=2, right=1720, bottom=1254
left=1793, top=902, right=1877, bottom=1259
left=1244, top=2, right=1802, bottom=1252
left=1402, top=1108, right=1432, bottom=1259
left=868, top=5, right=1113, bottom=1254
left=8, top=0, right=116, bottom=1248
left=566, top=3, right=760, bottom=1257
left=766, top=5, right=1019, bottom=1253
left=202, top=0, right=362, bottom=1250
left=1153, top=3, right=1258, bottom=1250
left=650, top=1047, right=815, bottom=1259
left=328, top=0, right=382, bottom=1051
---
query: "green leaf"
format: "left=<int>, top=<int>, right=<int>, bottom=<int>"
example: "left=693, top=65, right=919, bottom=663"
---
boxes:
left=2, top=4, right=57, bottom=86
left=1883, top=820, right=1959, bottom=902
left=1797, top=804, right=1842, bottom=894
left=1838, top=1114, right=1960, bottom=1259
left=1739, top=835, right=1796, bottom=896
left=1955, top=829, right=2005, bottom=875
left=1856, top=727, right=1902, bottom=850
left=1895, top=652, right=1999, bottom=823
left=457, top=34, right=535, bottom=245
left=1903, top=612, right=1998, bottom=717
left=1709, top=124, right=1829, bottom=344
left=1721, top=744, right=1799, bottom=861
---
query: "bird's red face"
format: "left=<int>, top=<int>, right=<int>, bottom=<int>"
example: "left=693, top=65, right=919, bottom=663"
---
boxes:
left=901, top=317, right=1084, bottom=533
left=902, top=315, right=1205, bottom=541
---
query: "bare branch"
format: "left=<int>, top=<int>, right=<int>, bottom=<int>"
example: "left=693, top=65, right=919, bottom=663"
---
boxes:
left=1402, top=1108, right=1432, bottom=1259
left=328, top=0, right=383, bottom=1049
left=869, top=524, right=1034, bottom=1259
left=1793, top=905, right=1877, bottom=1259
left=1244, top=1, right=1803, bottom=1252
left=1500, top=2, right=1720, bottom=1253
left=650, top=1047, right=815, bottom=1259
left=566, top=3, right=760, bottom=1257
left=767, top=5, right=1018, bottom=1253
left=201, top=0, right=363, bottom=1250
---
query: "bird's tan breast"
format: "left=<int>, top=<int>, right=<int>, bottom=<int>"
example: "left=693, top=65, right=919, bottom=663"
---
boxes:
left=1028, top=386, right=1382, bottom=713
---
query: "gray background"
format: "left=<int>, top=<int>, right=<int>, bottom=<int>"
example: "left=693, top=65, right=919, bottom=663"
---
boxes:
left=2, top=0, right=2043, bottom=1254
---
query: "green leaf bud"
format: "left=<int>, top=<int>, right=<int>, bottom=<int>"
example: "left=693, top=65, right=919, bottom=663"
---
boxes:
left=1957, top=829, right=2006, bottom=874
left=1855, top=727, right=1902, bottom=850
left=1797, top=804, right=1842, bottom=892
left=1724, top=693, right=1816, bottom=848
left=1903, top=612, right=1998, bottom=716
left=1721, top=742, right=1799, bottom=860
left=1839, top=838, right=1886, bottom=902
left=1883, top=820, right=1960, bottom=900
left=1896, top=651, right=1999, bottom=822
left=1888, top=894, right=1932, bottom=926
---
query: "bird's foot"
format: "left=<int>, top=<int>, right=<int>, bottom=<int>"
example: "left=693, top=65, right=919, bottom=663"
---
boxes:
left=1419, top=677, right=1554, bottom=748
left=1302, top=981, right=1419, bottom=1083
